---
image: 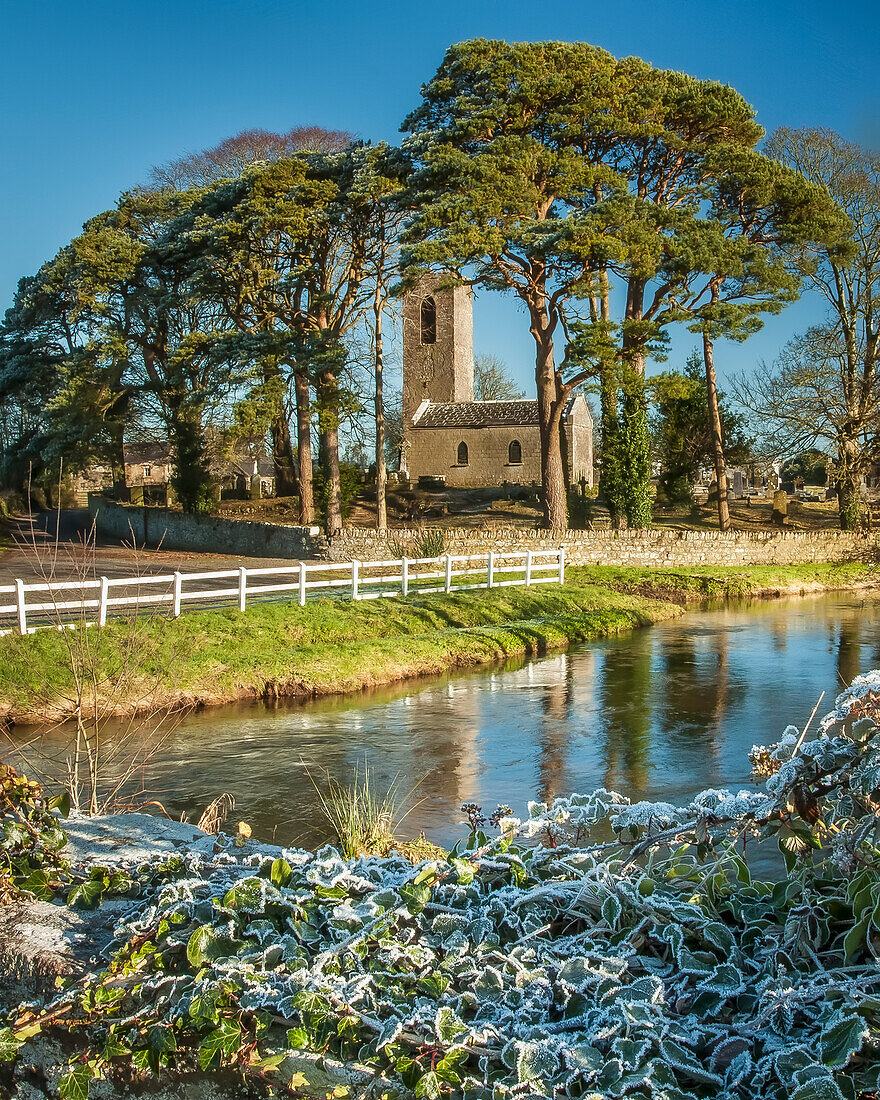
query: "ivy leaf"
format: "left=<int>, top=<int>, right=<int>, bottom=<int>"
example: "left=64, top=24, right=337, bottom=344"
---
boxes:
left=602, top=894, right=622, bottom=927
left=658, top=1040, right=722, bottom=1086
left=414, top=1070, right=444, bottom=1098
left=186, top=925, right=238, bottom=967
left=0, top=1027, right=22, bottom=1063
left=66, top=877, right=104, bottom=910
left=435, top=1006, right=468, bottom=1044
left=398, top=880, right=431, bottom=915
left=791, top=1067, right=846, bottom=1100
left=199, top=1018, right=242, bottom=1071
left=450, top=857, right=474, bottom=884
left=57, top=1065, right=95, bottom=1100
left=516, top=1041, right=558, bottom=1085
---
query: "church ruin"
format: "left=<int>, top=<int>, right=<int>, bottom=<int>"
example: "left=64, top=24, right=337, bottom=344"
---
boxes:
left=401, top=276, right=593, bottom=489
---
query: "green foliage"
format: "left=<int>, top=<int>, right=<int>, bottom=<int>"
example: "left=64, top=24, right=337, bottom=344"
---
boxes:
left=782, top=450, right=829, bottom=487
left=650, top=352, right=753, bottom=503
left=0, top=761, right=68, bottom=903
left=312, top=462, right=363, bottom=523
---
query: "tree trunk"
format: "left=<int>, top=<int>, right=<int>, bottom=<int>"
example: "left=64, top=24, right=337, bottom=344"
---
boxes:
left=529, top=304, right=567, bottom=530
left=373, top=289, right=387, bottom=531
left=837, top=435, right=862, bottom=530
left=702, top=326, right=730, bottom=532
left=293, top=371, right=314, bottom=524
left=318, top=370, right=343, bottom=534
left=270, top=413, right=299, bottom=499
left=619, top=375, right=652, bottom=529
left=167, top=393, right=212, bottom=513
left=109, top=417, right=127, bottom=497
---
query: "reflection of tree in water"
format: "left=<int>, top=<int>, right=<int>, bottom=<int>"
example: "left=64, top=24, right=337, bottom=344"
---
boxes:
left=536, top=656, right=574, bottom=803
left=654, top=629, right=729, bottom=774
left=349, top=686, right=485, bottom=827
left=768, top=616, right=789, bottom=655
left=598, top=638, right=653, bottom=793
left=836, top=613, right=863, bottom=690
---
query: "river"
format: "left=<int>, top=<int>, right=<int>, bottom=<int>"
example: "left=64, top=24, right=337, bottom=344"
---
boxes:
left=13, top=590, right=880, bottom=849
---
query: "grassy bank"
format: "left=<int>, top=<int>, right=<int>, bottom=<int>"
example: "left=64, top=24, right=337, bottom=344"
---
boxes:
left=0, top=561, right=874, bottom=724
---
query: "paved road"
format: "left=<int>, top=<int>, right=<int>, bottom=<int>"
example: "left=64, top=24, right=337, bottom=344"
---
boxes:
left=0, top=510, right=325, bottom=630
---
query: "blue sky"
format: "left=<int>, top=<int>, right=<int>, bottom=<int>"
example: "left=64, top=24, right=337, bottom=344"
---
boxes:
left=2, top=0, right=878, bottom=392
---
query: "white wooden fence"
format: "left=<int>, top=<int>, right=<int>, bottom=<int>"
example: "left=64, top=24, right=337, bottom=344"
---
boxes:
left=0, top=549, right=566, bottom=636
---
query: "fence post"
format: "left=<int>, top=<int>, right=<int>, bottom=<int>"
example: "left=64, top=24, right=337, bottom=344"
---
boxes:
left=172, top=571, right=182, bottom=618
left=401, top=556, right=409, bottom=597
left=558, top=547, right=566, bottom=585
left=299, top=562, right=307, bottom=607
left=444, top=553, right=452, bottom=593
left=98, top=576, right=110, bottom=627
left=15, top=578, right=27, bottom=635
left=352, top=560, right=360, bottom=601
left=525, top=550, right=533, bottom=587
left=238, top=567, right=248, bottom=613
left=487, top=551, right=495, bottom=589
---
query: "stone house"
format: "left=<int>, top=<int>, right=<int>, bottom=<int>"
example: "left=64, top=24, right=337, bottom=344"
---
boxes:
left=401, top=276, right=593, bottom=489
left=124, top=442, right=174, bottom=489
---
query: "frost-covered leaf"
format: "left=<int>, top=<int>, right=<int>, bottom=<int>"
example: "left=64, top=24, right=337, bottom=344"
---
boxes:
left=659, top=1040, right=722, bottom=1086
left=186, top=925, right=238, bottom=967
left=820, top=1011, right=869, bottom=1068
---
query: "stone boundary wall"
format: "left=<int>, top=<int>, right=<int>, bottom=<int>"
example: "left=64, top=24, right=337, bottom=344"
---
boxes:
left=88, top=497, right=328, bottom=560
left=88, top=497, right=880, bottom=568
left=326, top=525, right=880, bottom=568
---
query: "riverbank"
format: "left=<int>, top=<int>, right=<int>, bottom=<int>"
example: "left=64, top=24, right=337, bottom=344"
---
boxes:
left=0, top=562, right=874, bottom=725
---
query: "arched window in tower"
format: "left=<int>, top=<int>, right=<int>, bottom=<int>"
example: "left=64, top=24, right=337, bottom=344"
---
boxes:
left=508, top=440, right=522, bottom=465
left=420, top=296, right=437, bottom=344
left=457, top=441, right=469, bottom=466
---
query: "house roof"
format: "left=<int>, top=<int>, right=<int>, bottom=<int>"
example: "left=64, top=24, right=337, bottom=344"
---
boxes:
left=411, top=394, right=586, bottom=429
left=124, top=441, right=172, bottom=464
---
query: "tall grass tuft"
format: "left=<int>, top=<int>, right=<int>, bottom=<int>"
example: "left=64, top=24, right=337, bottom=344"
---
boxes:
left=310, top=763, right=423, bottom=858
left=414, top=528, right=447, bottom=559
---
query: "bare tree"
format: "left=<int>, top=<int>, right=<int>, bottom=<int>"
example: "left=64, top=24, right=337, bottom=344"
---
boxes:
left=734, top=326, right=880, bottom=513
left=762, top=128, right=880, bottom=528
left=150, top=126, right=355, bottom=190
left=474, top=354, right=526, bottom=402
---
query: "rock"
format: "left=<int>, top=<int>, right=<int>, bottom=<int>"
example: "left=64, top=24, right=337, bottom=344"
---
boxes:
left=62, top=811, right=214, bottom=866
left=0, top=896, right=132, bottom=1003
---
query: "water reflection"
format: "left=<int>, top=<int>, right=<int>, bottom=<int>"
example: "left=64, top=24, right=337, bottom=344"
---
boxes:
left=7, top=592, right=880, bottom=848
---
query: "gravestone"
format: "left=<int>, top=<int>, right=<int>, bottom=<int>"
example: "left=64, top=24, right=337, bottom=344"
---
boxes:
left=772, top=490, right=788, bottom=526
left=732, top=470, right=744, bottom=498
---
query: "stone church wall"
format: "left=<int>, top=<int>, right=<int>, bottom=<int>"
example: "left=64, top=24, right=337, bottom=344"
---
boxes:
left=408, top=425, right=543, bottom=487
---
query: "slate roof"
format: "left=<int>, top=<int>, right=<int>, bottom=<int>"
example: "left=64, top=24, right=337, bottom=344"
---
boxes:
left=413, top=400, right=539, bottom=429
left=124, top=441, right=173, bottom=464
left=412, top=394, right=586, bottom=429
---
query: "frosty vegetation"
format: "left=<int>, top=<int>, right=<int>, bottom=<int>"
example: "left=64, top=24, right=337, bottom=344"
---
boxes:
left=6, top=674, right=880, bottom=1098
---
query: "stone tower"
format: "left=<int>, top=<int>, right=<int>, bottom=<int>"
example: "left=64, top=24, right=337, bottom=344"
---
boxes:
left=402, top=274, right=474, bottom=426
